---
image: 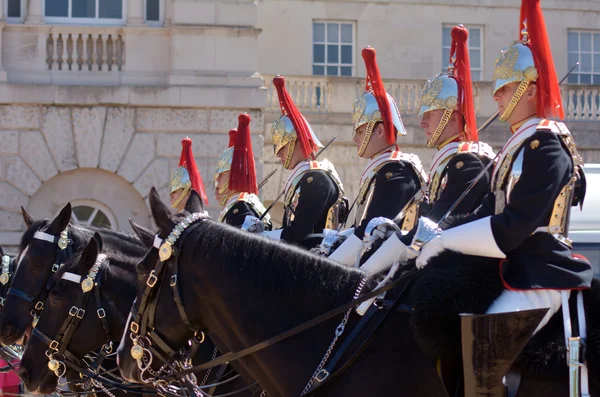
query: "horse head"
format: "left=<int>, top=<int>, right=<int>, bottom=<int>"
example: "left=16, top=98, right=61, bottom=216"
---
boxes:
left=20, top=232, right=138, bottom=394
left=0, top=204, right=79, bottom=345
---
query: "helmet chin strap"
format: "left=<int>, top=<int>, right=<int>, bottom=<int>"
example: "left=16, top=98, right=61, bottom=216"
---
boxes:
left=426, top=108, right=453, bottom=148
left=171, top=185, right=190, bottom=209
left=357, top=120, right=377, bottom=157
left=499, top=80, right=531, bottom=122
left=218, top=180, right=230, bottom=206
left=283, top=139, right=297, bottom=169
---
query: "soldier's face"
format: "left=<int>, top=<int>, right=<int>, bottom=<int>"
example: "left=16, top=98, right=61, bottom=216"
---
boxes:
left=214, top=172, right=230, bottom=202
left=493, top=82, right=519, bottom=114
left=170, top=189, right=190, bottom=211
left=420, top=110, right=444, bottom=141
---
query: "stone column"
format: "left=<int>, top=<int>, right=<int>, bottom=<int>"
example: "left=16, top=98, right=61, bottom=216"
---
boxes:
left=127, top=0, right=144, bottom=26
left=24, top=0, right=42, bottom=24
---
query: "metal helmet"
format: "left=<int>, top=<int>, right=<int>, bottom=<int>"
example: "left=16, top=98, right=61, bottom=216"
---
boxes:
left=271, top=76, right=323, bottom=169
left=352, top=47, right=406, bottom=157
left=419, top=25, right=478, bottom=148
left=170, top=138, right=209, bottom=208
left=492, top=0, right=563, bottom=122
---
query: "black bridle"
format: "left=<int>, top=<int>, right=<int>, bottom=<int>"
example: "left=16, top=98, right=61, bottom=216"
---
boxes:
left=31, top=254, right=114, bottom=385
left=129, top=212, right=419, bottom=396
left=8, top=227, right=73, bottom=321
left=0, top=254, right=16, bottom=307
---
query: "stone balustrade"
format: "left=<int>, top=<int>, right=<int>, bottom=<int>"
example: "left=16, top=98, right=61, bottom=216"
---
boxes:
left=46, top=27, right=125, bottom=72
left=263, top=75, right=600, bottom=122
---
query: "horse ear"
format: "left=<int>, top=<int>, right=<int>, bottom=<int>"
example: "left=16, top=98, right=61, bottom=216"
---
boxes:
left=48, top=203, right=72, bottom=234
left=184, top=190, right=204, bottom=214
left=129, top=218, right=155, bottom=248
left=0, top=246, right=4, bottom=257
left=149, top=187, right=175, bottom=235
left=93, top=232, right=103, bottom=253
left=21, top=207, right=35, bottom=228
left=79, top=236, right=100, bottom=273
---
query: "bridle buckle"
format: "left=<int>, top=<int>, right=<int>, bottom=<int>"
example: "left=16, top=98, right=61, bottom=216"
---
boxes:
left=146, top=270, right=158, bottom=288
left=35, top=301, right=44, bottom=311
left=49, top=340, right=59, bottom=351
left=97, top=308, right=106, bottom=319
left=130, top=321, right=140, bottom=334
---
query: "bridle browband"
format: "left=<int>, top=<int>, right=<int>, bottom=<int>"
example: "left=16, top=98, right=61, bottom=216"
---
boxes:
left=8, top=228, right=73, bottom=323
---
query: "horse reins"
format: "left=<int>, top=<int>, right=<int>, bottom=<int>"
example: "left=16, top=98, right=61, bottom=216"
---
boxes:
left=8, top=228, right=73, bottom=322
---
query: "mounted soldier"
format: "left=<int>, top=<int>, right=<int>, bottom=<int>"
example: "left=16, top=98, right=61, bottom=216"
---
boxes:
left=358, top=25, right=495, bottom=277
left=325, top=46, right=427, bottom=265
left=411, top=0, right=593, bottom=394
left=213, top=113, right=272, bottom=230
left=170, top=137, right=209, bottom=211
left=244, top=76, right=348, bottom=250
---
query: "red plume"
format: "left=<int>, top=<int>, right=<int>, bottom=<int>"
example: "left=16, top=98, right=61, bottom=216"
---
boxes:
left=451, top=25, right=478, bottom=141
left=362, top=47, right=395, bottom=145
left=229, top=113, right=258, bottom=194
left=228, top=129, right=237, bottom=148
left=273, top=76, right=318, bottom=159
left=179, top=138, right=209, bottom=205
left=520, top=0, right=564, bottom=119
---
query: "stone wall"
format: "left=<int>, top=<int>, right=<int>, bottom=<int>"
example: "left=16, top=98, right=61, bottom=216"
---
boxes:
left=0, top=104, right=264, bottom=253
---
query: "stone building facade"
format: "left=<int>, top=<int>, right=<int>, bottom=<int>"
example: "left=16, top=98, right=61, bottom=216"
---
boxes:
left=0, top=0, right=599, bottom=251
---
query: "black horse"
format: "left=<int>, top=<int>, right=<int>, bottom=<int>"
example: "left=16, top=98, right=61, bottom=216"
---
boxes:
left=18, top=233, right=140, bottom=394
left=0, top=204, right=148, bottom=346
left=117, top=188, right=446, bottom=397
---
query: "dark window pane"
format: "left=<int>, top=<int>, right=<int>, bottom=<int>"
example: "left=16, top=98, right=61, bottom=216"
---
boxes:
left=594, top=74, right=600, bottom=85
left=341, top=24, right=352, bottom=43
left=469, top=28, right=481, bottom=47
left=45, top=0, right=69, bottom=17
left=341, top=45, right=352, bottom=64
left=73, top=206, right=94, bottom=221
left=327, top=66, right=338, bottom=76
left=99, top=0, right=122, bottom=19
left=92, top=211, right=112, bottom=228
left=341, top=66, right=352, bottom=76
left=595, top=33, right=600, bottom=52
left=568, top=32, right=579, bottom=51
left=568, top=74, right=579, bottom=84
left=327, top=44, right=339, bottom=63
left=7, top=0, right=21, bottom=18
left=442, top=27, right=452, bottom=47
left=471, top=71, right=481, bottom=81
left=568, top=52, right=580, bottom=72
left=72, top=0, right=96, bottom=18
left=594, top=54, right=600, bottom=73
left=581, top=33, right=592, bottom=52
left=581, top=53, right=592, bottom=72
left=442, top=47, right=451, bottom=70
left=327, top=23, right=339, bottom=42
left=313, top=65, right=324, bottom=76
left=313, top=22, right=325, bottom=42
left=580, top=74, right=591, bottom=84
left=313, top=44, right=325, bottom=63
left=470, top=49, right=481, bottom=68
left=146, top=0, right=159, bottom=21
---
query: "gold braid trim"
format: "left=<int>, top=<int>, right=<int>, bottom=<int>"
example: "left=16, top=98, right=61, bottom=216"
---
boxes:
left=426, top=108, right=453, bottom=148
left=283, top=138, right=297, bottom=169
left=358, top=120, right=376, bottom=157
left=171, top=185, right=190, bottom=209
left=218, top=180, right=230, bottom=206
left=499, top=80, right=530, bottom=122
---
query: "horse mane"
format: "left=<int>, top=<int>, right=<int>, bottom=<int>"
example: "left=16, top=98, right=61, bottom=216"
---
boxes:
left=185, top=219, right=372, bottom=310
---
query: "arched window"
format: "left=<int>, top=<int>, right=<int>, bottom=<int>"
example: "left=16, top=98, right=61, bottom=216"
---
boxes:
left=70, top=200, right=117, bottom=228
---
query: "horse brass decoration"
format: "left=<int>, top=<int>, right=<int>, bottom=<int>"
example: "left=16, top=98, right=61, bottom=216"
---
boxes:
left=159, top=242, right=173, bottom=262
left=48, top=359, right=60, bottom=372
left=81, top=277, right=94, bottom=293
left=0, top=273, right=9, bottom=285
left=131, top=344, right=144, bottom=360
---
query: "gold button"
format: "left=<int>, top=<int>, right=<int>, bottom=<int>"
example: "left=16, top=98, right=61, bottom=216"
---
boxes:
left=307, top=176, right=313, bottom=183
left=385, top=172, right=393, bottom=180
left=530, top=140, right=540, bottom=150
left=233, top=209, right=239, bottom=214
left=455, top=161, right=464, bottom=170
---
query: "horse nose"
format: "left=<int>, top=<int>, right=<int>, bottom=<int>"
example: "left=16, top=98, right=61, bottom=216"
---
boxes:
left=1, top=324, right=15, bottom=341
left=18, top=366, right=28, bottom=386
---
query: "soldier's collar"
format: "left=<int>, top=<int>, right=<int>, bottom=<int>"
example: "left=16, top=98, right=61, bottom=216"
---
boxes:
left=436, top=133, right=461, bottom=150
left=369, top=145, right=396, bottom=160
left=510, top=115, right=537, bottom=134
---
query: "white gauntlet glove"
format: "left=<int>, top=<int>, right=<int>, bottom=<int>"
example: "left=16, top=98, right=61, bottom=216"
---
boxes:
left=242, top=215, right=265, bottom=233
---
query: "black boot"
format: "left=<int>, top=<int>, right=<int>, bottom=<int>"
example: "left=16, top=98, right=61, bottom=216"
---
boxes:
left=460, top=308, right=548, bottom=397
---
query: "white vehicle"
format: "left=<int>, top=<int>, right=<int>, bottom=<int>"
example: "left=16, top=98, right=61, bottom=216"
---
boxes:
left=570, top=163, right=600, bottom=275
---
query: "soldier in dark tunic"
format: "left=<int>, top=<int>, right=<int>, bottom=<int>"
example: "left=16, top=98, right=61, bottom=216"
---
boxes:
left=213, top=114, right=272, bottom=230
left=326, top=46, right=427, bottom=266
left=413, top=1, right=593, bottom=395
left=244, top=76, right=347, bottom=250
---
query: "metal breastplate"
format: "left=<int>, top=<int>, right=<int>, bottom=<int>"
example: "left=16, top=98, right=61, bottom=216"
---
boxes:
left=428, top=156, right=455, bottom=206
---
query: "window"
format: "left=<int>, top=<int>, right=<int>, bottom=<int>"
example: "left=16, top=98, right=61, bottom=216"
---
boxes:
left=312, top=21, right=354, bottom=77
left=568, top=31, right=600, bottom=85
left=442, top=25, right=483, bottom=81
left=69, top=200, right=116, bottom=228
left=145, top=0, right=164, bottom=26
left=44, top=0, right=125, bottom=25
left=5, top=0, right=25, bottom=23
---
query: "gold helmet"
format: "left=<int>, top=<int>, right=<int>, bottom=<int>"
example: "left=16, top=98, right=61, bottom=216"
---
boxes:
left=492, top=0, right=563, bottom=122
left=213, top=128, right=236, bottom=183
left=271, top=76, right=323, bottom=169
left=352, top=47, right=406, bottom=157
left=170, top=138, right=209, bottom=208
left=419, top=25, right=478, bottom=148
